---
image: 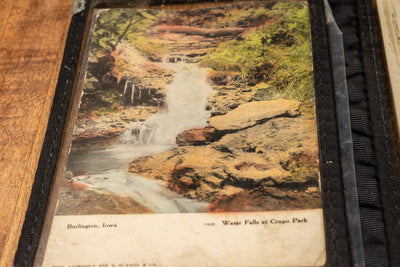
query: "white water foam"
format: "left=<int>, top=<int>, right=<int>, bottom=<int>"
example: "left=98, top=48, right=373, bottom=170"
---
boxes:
left=119, top=61, right=213, bottom=146
left=67, top=60, right=213, bottom=213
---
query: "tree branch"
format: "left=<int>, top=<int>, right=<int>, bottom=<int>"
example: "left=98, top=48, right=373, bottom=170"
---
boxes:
left=111, top=15, right=145, bottom=51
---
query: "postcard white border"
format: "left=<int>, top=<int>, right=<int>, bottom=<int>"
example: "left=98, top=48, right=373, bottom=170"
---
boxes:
left=41, top=209, right=325, bottom=267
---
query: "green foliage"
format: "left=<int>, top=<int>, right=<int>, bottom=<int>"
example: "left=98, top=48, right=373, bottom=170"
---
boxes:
left=271, top=2, right=311, bottom=41
left=101, top=87, right=121, bottom=102
left=208, top=3, right=275, bottom=28
left=82, top=75, right=99, bottom=92
left=82, top=9, right=164, bottom=114
left=94, top=106, right=119, bottom=116
left=93, top=89, right=122, bottom=116
left=200, top=3, right=314, bottom=102
left=90, top=9, right=161, bottom=58
left=253, top=82, right=284, bottom=100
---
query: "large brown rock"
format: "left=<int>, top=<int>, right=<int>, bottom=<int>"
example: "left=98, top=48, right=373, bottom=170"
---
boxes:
left=213, top=115, right=319, bottom=184
left=129, top=114, right=320, bottom=208
left=176, top=126, right=220, bottom=146
left=208, top=99, right=300, bottom=131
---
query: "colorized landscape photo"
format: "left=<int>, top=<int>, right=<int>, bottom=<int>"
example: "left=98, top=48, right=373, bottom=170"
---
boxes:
left=55, top=1, right=322, bottom=215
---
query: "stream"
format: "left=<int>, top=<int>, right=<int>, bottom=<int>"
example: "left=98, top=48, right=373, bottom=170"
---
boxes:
left=66, top=60, right=213, bottom=213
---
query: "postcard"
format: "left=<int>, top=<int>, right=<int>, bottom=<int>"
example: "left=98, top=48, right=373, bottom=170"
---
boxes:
left=36, top=1, right=326, bottom=266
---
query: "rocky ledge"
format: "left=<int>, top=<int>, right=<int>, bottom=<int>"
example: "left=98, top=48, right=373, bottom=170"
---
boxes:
left=72, top=106, right=162, bottom=149
left=57, top=181, right=153, bottom=215
left=128, top=99, right=321, bottom=212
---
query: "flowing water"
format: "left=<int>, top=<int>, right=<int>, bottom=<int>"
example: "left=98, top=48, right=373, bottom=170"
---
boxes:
left=120, top=61, right=212, bottom=145
left=66, top=60, right=213, bottom=213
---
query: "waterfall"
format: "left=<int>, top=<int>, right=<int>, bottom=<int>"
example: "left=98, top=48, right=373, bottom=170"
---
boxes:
left=119, top=60, right=213, bottom=146
left=66, top=59, right=213, bottom=213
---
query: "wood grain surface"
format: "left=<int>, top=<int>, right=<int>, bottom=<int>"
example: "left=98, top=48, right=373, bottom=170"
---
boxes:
left=376, top=0, right=400, bottom=159
left=0, top=0, right=74, bottom=265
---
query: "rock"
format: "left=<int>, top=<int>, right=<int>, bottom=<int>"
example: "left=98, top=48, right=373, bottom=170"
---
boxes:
left=72, top=170, right=87, bottom=177
left=176, top=126, right=221, bottom=146
left=62, top=180, right=88, bottom=191
left=218, top=185, right=245, bottom=197
left=129, top=113, right=320, bottom=208
left=206, top=186, right=322, bottom=213
left=129, top=146, right=243, bottom=202
left=72, top=106, right=162, bottom=149
left=166, top=166, right=200, bottom=194
left=306, top=187, right=320, bottom=195
left=147, top=54, right=162, bottom=62
left=209, top=99, right=300, bottom=131
left=208, top=83, right=254, bottom=116
left=208, top=72, right=234, bottom=85
left=56, top=186, right=153, bottom=215
left=213, top=115, right=319, bottom=184
left=72, top=128, right=125, bottom=149
left=64, top=171, right=73, bottom=180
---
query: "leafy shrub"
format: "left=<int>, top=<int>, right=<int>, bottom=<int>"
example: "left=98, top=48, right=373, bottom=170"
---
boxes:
left=200, top=3, right=314, bottom=102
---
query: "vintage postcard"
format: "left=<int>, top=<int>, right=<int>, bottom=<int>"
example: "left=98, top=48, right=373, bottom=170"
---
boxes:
left=37, top=1, right=325, bottom=266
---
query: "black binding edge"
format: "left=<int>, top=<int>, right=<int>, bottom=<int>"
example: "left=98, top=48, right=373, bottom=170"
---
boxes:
left=14, top=1, right=355, bottom=266
left=310, top=0, right=352, bottom=266
left=324, top=0, right=365, bottom=265
left=356, top=0, right=400, bottom=266
left=328, top=0, right=400, bottom=266
left=14, top=3, right=90, bottom=266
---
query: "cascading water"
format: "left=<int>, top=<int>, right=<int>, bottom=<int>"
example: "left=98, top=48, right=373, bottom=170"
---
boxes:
left=67, top=59, right=213, bottom=213
left=119, top=60, right=213, bottom=146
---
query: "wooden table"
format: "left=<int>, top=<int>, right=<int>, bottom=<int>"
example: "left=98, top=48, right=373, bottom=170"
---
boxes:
left=0, top=0, right=74, bottom=265
left=0, top=0, right=399, bottom=266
